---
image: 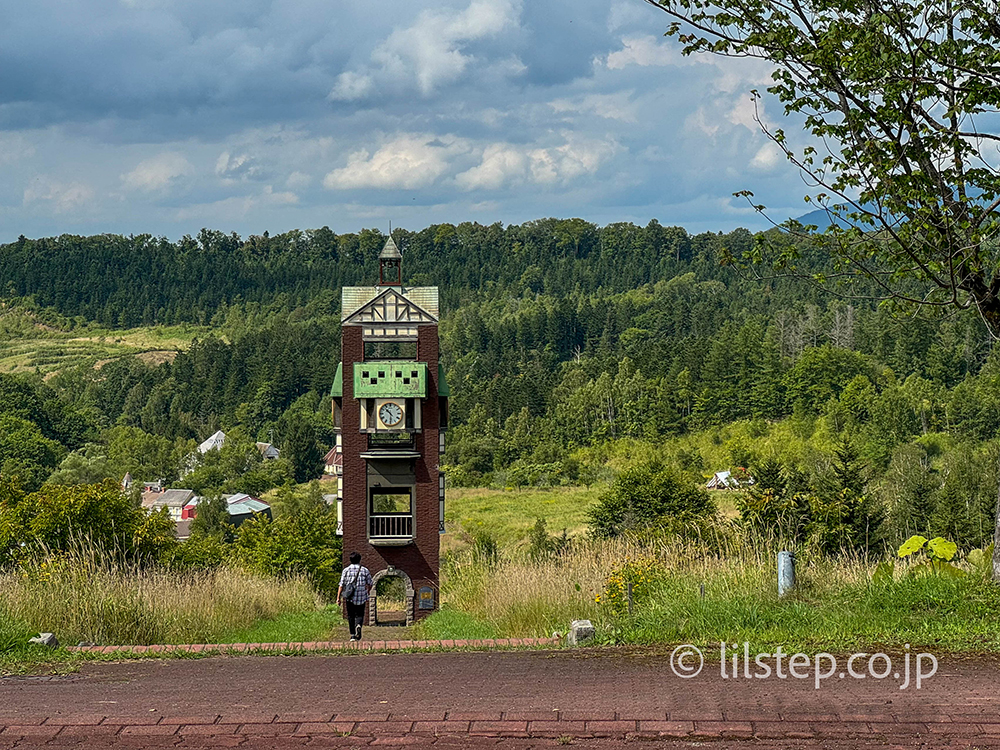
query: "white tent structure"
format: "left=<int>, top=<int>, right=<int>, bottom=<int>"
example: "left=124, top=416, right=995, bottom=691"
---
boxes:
left=706, top=470, right=740, bottom=490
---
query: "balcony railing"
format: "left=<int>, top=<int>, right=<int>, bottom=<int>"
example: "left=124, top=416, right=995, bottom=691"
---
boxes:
left=370, top=514, right=413, bottom=539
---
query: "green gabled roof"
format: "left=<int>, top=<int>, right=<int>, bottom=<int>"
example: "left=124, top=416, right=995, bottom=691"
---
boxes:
left=438, top=363, right=450, bottom=397
left=330, top=362, right=343, bottom=398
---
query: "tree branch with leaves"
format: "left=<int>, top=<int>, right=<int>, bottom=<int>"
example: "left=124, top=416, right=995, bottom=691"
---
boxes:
left=642, top=0, right=1000, bottom=331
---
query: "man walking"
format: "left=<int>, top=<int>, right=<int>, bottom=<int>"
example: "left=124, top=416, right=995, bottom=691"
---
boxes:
left=337, top=551, right=373, bottom=641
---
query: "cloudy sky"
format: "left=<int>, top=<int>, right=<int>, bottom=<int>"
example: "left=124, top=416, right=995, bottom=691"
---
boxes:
left=0, top=0, right=813, bottom=242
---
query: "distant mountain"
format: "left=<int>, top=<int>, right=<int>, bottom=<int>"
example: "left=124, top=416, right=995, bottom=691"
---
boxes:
left=792, top=207, right=851, bottom=231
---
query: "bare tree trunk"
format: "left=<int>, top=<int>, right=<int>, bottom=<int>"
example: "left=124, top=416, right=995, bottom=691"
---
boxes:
left=993, top=450, right=1000, bottom=582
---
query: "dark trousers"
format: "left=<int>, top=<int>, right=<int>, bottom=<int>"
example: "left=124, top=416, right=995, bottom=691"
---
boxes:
left=346, top=601, right=366, bottom=639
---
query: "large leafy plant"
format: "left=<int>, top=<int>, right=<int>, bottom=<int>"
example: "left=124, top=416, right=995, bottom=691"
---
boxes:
left=897, top=535, right=962, bottom=577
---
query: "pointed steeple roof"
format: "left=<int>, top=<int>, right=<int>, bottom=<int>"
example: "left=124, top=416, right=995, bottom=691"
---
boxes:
left=379, top=235, right=402, bottom=260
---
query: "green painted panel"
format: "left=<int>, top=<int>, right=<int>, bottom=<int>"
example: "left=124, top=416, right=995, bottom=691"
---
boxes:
left=330, top=362, right=343, bottom=398
left=438, top=363, right=450, bottom=397
left=353, top=361, right=428, bottom=398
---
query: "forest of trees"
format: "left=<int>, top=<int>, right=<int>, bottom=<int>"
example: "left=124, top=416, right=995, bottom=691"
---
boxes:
left=1, top=218, right=998, bottom=551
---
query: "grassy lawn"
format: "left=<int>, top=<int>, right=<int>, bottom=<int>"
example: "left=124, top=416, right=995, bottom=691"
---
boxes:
left=216, top=607, right=344, bottom=644
left=442, top=485, right=598, bottom=553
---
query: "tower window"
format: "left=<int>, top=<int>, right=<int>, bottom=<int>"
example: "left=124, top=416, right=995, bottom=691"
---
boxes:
left=370, top=489, right=412, bottom=514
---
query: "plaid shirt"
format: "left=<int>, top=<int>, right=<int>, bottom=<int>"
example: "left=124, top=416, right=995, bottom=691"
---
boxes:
left=339, top=564, right=373, bottom=605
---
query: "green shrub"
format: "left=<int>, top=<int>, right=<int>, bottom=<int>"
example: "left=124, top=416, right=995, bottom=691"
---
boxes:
left=526, top=517, right=571, bottom=561
left=0, top=478, right=177, bottom=565
left=230, top=505, right=342, bottom=598
left=588, top=461, right=715, bottom=538
left=471, top=530, right=500, bottom=566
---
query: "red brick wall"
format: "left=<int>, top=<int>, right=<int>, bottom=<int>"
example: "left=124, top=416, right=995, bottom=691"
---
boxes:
left=340, top=324, right=441, bottom=621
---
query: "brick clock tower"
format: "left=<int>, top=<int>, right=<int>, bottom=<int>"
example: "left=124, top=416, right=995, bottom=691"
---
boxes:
left=330, top=235, right=448, bottom=625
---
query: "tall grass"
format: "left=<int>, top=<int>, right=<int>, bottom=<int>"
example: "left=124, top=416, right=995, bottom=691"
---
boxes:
left=429, top=533, right=1000, bottom=652
left=432, top=537, right=648, bottom=638
left=1, top=547, right=321, bottom=646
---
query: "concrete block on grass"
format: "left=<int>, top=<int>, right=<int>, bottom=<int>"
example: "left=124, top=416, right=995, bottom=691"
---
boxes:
left=567, top=620, right=595, bottom=646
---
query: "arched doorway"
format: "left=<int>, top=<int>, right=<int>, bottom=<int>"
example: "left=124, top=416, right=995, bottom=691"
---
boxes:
left=368, top=566, right=415, bottom=626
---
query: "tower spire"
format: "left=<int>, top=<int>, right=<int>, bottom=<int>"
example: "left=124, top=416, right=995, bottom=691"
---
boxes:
left=378, top=232, right=402, bottom=286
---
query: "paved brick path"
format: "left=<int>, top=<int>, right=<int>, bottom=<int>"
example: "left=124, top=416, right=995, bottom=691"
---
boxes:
left=65, top=637, right=560, bottom=656
left=2, top=647, right=999, bottom=748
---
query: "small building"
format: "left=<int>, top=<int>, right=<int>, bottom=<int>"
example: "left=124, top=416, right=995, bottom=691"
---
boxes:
left=198, top=430, right=226, bottom=454
left=179, top=493, right=271, bottom=528
left=256, top=442, right=280, bottom=460
left=181, top=498, right=198, bottom=520
left=706, top=471, right=740, bottom=490
left=323, top=444, right=342, bottom=476
left=226, top=498, right=272, bottom=528
left=142, top=488, right=197, bottom=521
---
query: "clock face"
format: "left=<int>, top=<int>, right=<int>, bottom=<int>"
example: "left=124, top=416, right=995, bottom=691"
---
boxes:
left=379, top=401, right=404, bottom=428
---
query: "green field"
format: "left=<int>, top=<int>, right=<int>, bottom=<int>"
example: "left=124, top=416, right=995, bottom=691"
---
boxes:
left=0, top=308, right=211, bottom=374
left=442, top=484, right=740, bottom=554
left=442, top=485, right=599, bottom=552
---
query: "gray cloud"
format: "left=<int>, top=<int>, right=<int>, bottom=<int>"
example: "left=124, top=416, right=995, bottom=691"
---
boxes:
left=0, top=0, right=816, bottom=242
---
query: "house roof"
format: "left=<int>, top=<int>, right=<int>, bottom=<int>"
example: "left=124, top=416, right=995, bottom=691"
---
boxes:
left=379, top=235, right=402, bottom=260
left=223, top=492, right=263, bottom=505
left=256, top=442, right=280, bottom=459
left=198, top=430, right=226, bottom=454
left=706, top=471, right=739, bottom=489
left=228, top=499, right=270, bottom=515
left=174, top=518, right=192, bottom=540
left=143, top=489, right=196, bottom=508
left=341, top=286, right=439, bottom=322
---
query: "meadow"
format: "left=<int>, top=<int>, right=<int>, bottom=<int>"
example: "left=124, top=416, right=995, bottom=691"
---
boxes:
left=3, top=481, right=998, bottom=674
left=0, top=305, right=208, bottom=374
left=441, top=485, right=598, bottom=552
left=425, top=534, right=1000, bottom=653
left=0, top=543, right=330, bottom=669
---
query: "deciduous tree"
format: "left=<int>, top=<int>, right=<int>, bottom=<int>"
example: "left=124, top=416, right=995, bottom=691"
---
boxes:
left=642, top=0, right=1000, bottom=332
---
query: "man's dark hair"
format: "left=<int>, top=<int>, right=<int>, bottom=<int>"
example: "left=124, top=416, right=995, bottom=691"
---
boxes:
left=349, top=551, right=361, bottom=565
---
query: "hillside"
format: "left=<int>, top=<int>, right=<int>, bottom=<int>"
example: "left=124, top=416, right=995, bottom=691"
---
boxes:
left=0, top=219, right=996, bottom=553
